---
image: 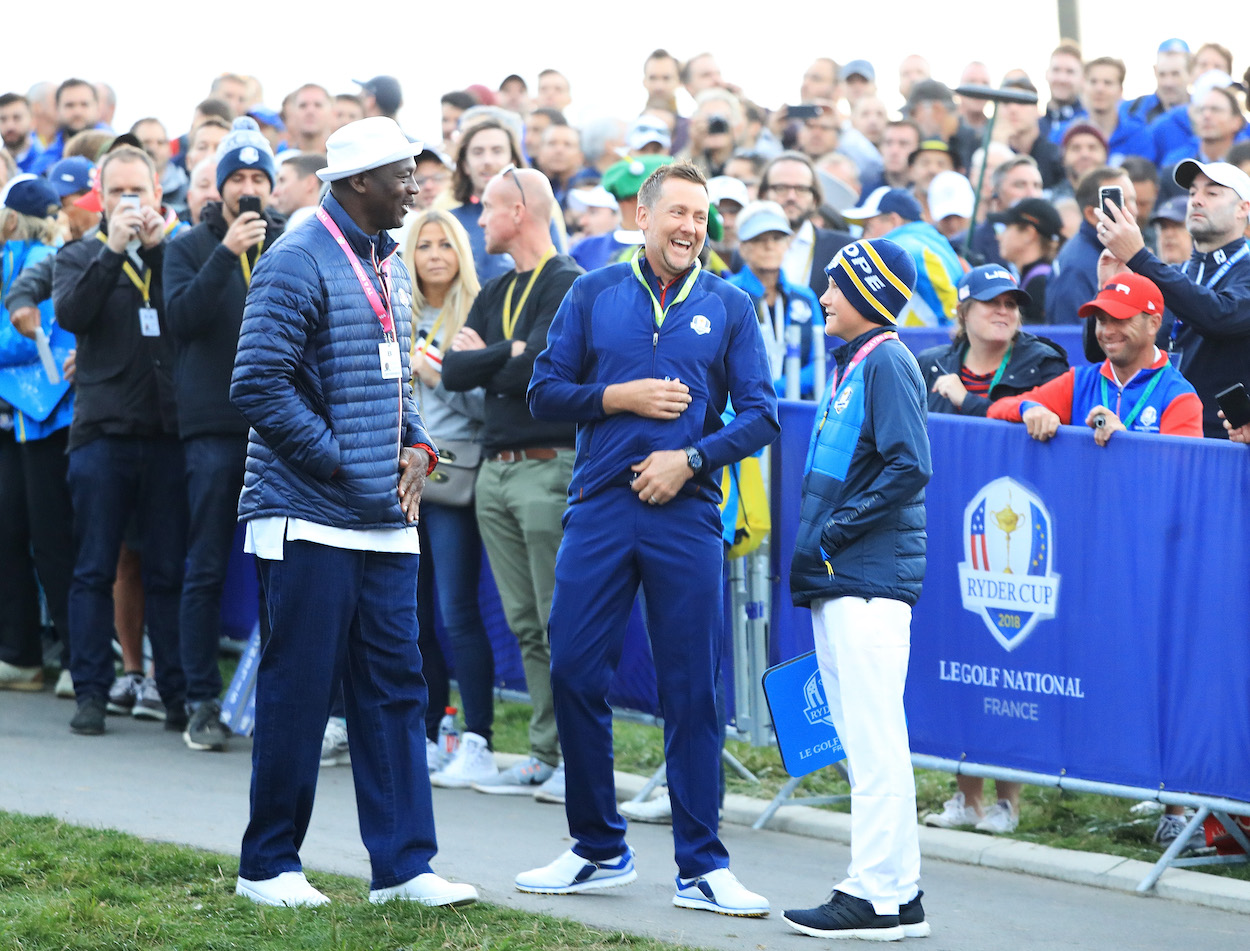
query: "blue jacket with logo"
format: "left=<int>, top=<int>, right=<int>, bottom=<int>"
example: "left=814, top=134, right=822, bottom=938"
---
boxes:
left=790, top=327, right=932, bottom=608
left=0, top=241, right=74, bottom=442
left=231, top=193, right=434, bottom=529
left=528, top=253, right=779, bottom=505
left=724, top=265, right=822, bottom=398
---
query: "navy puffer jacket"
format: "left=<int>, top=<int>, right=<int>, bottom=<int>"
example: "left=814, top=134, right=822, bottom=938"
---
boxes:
left=231, top=193, right=434, bottom=529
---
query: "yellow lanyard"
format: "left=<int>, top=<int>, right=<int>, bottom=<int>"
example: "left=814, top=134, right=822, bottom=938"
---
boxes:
left=239, top=236, right=266, bottom=287
left=414, top=307, right=447, bottom=360
left=97, top=231, right=151, bottom=304
left=629, top=248, right=701, bottom=328
left=502, top=246, right=555, bottom=340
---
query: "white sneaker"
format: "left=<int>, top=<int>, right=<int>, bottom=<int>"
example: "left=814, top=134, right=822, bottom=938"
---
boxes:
left=619, top=792, right=673, bottom=824
left=975, top=799, right=1019, bottom=834
left=236, top=871, right=330, bottom=907
left=471, top=755, right=554, bottom=794
left=534, top=763, right=565, bottom=804
left=426, top=738, right=447, bottom=773
left=673, top=867, right=769, bottom=917
left=320, top=716, right=350, bottom=767
left=923, top=791, right=979, bottom=829
left=431, top=732, right=496, bottom=788
left=131, top=676, right=166, bottom=721
left=369, top=872, right=478, bottom=906
left=55, top=669, right=75, bottom=699
left=0, top=660, right=43, bottom=691
left=515, top=848, right=637, bottom=894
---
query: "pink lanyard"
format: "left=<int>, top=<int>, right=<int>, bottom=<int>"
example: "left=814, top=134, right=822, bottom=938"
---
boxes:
left=833, top=330, right=898, bottom=391
left=818, top=331, right=899, bottom=433
left=317, top=207, right=396, bottom=338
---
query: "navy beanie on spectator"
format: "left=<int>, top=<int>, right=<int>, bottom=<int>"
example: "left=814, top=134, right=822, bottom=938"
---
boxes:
left=825, top=238, right=917, bottom=326
left=215, top=117, right=276, bottom=192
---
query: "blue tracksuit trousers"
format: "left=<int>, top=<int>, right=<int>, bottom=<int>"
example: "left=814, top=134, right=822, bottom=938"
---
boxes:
left=549, top=487, right=730, bottom=879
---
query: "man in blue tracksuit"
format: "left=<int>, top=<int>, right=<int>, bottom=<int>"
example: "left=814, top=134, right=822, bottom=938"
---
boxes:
left=782, top=238, right=933, bottom=941
left=522, top=161, right=779, bottom=915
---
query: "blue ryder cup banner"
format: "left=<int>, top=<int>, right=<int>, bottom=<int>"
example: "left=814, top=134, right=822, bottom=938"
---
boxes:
left=762, top=650, right=845, bottom=776
left=772, top=403, right=1250, bottom=803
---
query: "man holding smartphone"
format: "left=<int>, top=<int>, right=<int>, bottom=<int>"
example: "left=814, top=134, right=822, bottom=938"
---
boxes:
left=1094, top=159, right=1250, bottom=437
left=164, top=117, right=283, bottom=752
left=52, top=145, right=187, bottom=737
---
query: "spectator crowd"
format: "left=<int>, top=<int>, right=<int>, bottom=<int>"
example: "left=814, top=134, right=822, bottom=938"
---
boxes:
left=3, top=36, right=1249, bottom=865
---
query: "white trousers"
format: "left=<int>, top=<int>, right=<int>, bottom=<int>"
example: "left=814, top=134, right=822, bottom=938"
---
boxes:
left=812, top=596, right=921, bottom=915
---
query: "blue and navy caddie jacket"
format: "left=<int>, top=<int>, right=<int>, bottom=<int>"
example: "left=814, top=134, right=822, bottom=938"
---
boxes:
left=790, top=327, right=932, bottom=608
left=231, top=192, right=435, bottom=529
left=528, top=252, right=779, bottom=505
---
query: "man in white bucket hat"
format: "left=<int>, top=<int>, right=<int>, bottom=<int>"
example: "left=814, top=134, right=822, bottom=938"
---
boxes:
left=229, top=117, right=478, bottom=909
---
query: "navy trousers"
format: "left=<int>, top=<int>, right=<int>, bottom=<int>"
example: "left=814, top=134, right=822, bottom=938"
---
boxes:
left=549, top=487, right=730, bottom=879
left=239, top=540, right=437, bottom=889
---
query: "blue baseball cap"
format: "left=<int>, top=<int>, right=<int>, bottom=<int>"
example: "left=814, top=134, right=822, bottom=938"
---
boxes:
left=0, top=174, right=62, bottom=219
left=46, top=156, right=95, bottom=197
left=843, top=186, right=922, bottom=224
left=736, top=201, right=793, bottom=243
left=957, top=264, right=1031, bottom=307
left=248, top=107, right=286, bottom=133
left=1150, top=194, right=1189, bottom=225
left=842, top=60, right=875, bottom=82
left=1158, top=38, right=1189, bottom=54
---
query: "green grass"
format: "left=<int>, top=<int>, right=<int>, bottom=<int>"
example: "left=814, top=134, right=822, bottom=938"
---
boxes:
left=0, top=812, right=707, bottom=951
left=484, top=691, right=1250, bottom=881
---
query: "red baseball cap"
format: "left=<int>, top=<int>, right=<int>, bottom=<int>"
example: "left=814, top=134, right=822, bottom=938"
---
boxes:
left=1077, top=272, right=1164, bottom=320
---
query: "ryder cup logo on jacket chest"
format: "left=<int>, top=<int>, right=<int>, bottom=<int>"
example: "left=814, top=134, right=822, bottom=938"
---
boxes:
left=958, top=476, right=1060, bottom=651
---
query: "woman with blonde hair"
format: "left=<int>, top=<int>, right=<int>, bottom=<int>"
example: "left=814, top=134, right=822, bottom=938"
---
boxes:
left=0, top=177, right=76, bottom=691
left=402, top=208, right=498, bottom=788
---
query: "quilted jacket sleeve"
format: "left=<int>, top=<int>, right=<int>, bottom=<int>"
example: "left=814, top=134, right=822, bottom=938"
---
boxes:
left=230, top=245, right=341, bottom=480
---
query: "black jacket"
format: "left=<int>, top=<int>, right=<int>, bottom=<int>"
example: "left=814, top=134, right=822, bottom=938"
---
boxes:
left=164, top=202, right=285, bottom=439
left=52, top=225, right=177, bottom=450
left=916, top=331, right=1070, bottom=417
left=442, top=254, right=581, bottom=454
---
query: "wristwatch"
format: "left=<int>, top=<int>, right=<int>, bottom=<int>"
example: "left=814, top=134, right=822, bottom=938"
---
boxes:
left=684, top=446, right=704, bottom=475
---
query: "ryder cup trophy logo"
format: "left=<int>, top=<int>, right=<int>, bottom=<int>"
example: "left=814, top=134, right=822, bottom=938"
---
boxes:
left=958, top=476, right=1060, bottom=651
left=802, top=668, right=833, bottom=727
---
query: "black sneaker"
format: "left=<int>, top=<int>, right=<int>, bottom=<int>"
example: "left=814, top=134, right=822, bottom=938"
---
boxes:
left=183, top=701, right=229, bottom=751
left=70, top=695, right=107, bottom=735
left=783, top=890, right=904, bottom=941
left=900, top=890, right=930, bottom=938
left=164, top=704, right=189, bottom=733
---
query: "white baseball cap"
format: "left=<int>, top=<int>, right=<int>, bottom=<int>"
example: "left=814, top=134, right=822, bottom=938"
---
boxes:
left=317, top=117, right=425, bottom=183
left=707, top=175, right=749, bottom=209
left=928, top=170, right=975, bottom=221
left=567, top=185, right=619, bottom=212
left=1174, top=159, right=1250, bottom=201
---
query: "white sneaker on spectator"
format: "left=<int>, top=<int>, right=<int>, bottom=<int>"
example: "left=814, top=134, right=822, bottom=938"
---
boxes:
left=431, top=732, right=495, bottom=788
left=515, top=848, right=636, bottom=894
left=1153, top=813, right=1206, bottom=853
left=320, top=716, right=350, bottom=767
left=975, top=799, right=1019, bottom=834
left=673, top=867, right=769, bottom=917
left=426, top=738, right=447, bottom=773
left=534, top=763, right=565, bottom=804
left=620, top=792, right=673, bottom=824
left=131, top=676, right=166, bottom=721
left=0, top=660, right=43, bottom=691
left=471, top=755, right=554, bottom=794
left=236, top=871, right=329, bottom=907
left=106, top=671, right=143, bottom=714
left=55, top=669, right=75, bottom=699
left=369, top=872, right=478, bottom=906
left=923, top=791, right=979, bottom=829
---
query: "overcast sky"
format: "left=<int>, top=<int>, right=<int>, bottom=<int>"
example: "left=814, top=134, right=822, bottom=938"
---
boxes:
left=5, top=4, right=1249, bottom=141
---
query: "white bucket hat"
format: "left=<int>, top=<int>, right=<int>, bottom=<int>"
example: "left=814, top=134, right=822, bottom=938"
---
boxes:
left=317, top=117, right=425, bottom=182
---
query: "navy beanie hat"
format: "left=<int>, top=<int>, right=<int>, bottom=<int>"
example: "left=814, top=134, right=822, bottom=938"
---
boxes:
left=215, top=117, right=277, bottom=192
left=824, top=238, right=917, bottom=325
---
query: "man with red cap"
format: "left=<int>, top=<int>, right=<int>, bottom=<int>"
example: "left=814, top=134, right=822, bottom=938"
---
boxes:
left=989, top=272, right=1202, bottom=442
